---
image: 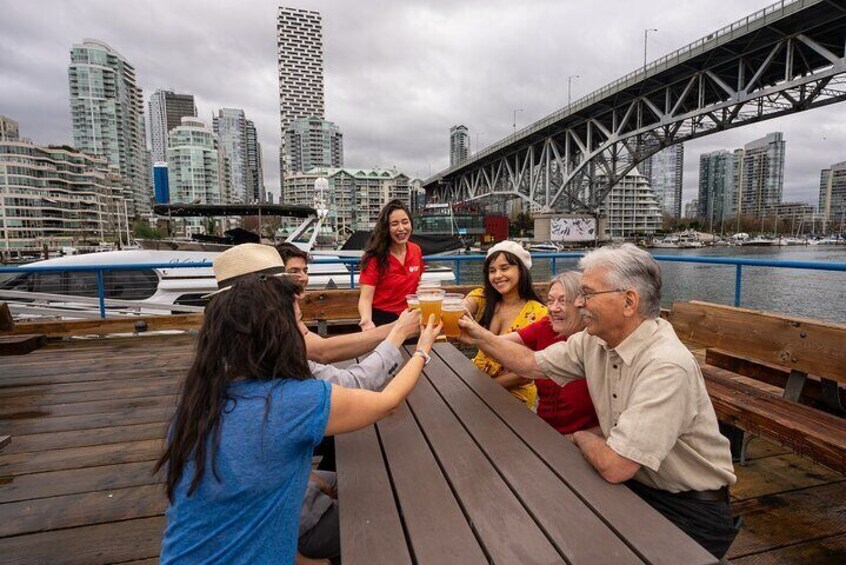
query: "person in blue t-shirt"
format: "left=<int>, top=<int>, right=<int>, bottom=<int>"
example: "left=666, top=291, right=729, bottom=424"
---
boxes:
left=156, top=244, right=441, bottom=564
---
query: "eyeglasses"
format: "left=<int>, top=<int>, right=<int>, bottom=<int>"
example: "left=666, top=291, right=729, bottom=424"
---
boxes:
left=545, top=296, right=573, bottom=307
left=576, top=288, right=627, bottom=302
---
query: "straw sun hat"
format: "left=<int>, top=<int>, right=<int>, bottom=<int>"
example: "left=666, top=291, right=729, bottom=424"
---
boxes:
left=203, top=243, right=291, bottom=298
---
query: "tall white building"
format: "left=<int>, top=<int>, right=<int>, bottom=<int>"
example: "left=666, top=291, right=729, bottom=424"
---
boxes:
left=737, top=132, right=785, bottom=217
left=148, top=90, right=197, bottom=163
left=277, top=7, right=324, bottom=189
left=285, top=117, right=343, bottom=174
left=68, top=39, right=149, bottom=218
left=597, top=168, right=663, bottom=237
left=166, top=118, right=230, bottom=234
left=819, top=162, right=846, bottom=231
left=450, top=125, right=470, bottom=167
left=641, top=144, right=684, bottom=217
left=213, top=108, right=264, bottom=204
left=0, top=116, right=20, bottom=141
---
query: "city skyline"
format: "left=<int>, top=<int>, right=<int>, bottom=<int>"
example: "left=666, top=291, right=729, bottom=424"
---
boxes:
left=2, top=0, right=844, bottom=209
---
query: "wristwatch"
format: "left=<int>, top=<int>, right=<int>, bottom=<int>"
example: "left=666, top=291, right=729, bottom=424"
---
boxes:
left=412, top=349, right=431, bottom=366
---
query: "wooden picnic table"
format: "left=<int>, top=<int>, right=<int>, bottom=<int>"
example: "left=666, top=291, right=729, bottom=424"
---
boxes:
left=336, top=342, right=718, bottom=565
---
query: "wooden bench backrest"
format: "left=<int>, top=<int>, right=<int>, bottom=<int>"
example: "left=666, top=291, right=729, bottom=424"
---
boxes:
left=2, top=283, right=552, bottom=338
left=669, top=300, right=846, bottom=384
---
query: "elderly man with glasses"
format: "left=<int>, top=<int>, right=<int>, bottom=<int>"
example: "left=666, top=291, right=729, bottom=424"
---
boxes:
left=458, top=243, right=738, bottom=559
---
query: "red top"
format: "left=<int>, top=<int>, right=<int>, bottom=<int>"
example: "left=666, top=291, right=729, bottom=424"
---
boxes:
left=517, top=316, right=599, bottom=435
left=359, top=242, right=424, bottom=315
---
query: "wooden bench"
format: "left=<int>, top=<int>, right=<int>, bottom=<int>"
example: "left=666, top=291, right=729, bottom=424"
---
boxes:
left=669, top=301, right=846, bottom=473
left=335, top=342, right=719, bottom=564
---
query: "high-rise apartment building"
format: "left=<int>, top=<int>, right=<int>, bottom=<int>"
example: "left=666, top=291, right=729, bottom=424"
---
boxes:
left=819, top=162, right=846, bottom=230
left=166, top=118, right=230, bottom=233
left=1, top=126, right=127, bottom=256
left=0, top=116, right=20, bottom=141
left=597, top=167, right=663, bottom=237
left=450, top=125, right=470, bottom=167
left=277, top=7, right=324, bottom=189
left=148, top=90, right=197, bottom=163
left=285, top=117, right=343, bottom=175
left=245, top=120, right=265, bottom=203
left=698, top=150, right=737, bottom=231
left=213, top=108, right=264, bottom=204
left=68, top=39, right=149, bottom=218
left=641, top=144, right=684, bottom=217
left=737, top=132, right=785, bottom=217
left=684, top=199, right=699, bottom=219
left=285, top=167, right=411, bottom=235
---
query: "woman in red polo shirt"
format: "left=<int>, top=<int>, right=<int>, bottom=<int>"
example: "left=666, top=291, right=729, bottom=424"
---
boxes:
left=501, top=271, right=599, bottom=435
left=358, top=200, right=424, bottom=330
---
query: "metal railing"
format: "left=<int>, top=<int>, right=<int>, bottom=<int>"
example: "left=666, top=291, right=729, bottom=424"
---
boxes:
left=2, top=251, right=845, bottom=318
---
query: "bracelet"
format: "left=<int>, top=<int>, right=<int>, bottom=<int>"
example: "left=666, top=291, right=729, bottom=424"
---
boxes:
left=412, top=349, right=431, bottom=366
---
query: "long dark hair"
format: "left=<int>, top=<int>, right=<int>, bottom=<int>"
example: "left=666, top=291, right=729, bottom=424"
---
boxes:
left=479, top=251, right=542, bottom=328
left=155, top=275, right=311, bottom=501
left=361, top=199, right=412, bottom=274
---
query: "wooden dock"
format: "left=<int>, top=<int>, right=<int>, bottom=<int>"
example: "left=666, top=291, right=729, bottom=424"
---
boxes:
left=0, top=332, right=844, bottom=563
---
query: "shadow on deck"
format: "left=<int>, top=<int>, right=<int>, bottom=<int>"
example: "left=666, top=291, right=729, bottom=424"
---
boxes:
left=0, top=332, right=843, bottom=563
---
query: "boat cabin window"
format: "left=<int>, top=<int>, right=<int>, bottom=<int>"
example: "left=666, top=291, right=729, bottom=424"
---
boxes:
left=0, top=269, right=158, bottom=300
left=173, top=293, right=210, bottom=308
left=105, top=269, right=159, bottom=300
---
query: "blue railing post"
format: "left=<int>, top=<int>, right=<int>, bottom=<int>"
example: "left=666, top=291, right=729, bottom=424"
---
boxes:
left=96, top=269, right=106, bottom=318
left=551, top=257, right=557, bottom=276
left=734, top=265, right=742, bottom=307
left=350, top=261, right=356, bottom=289
left=454, top=258, right=461, bottom=284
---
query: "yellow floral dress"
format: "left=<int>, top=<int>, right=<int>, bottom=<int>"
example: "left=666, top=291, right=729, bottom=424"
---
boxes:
left=467, top=287, right=548, bottom=410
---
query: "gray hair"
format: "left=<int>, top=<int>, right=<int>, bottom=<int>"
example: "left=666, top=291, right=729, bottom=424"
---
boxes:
left=578, top=243, right=662, bottom=318
left=548, top=271, right=580, bottom=301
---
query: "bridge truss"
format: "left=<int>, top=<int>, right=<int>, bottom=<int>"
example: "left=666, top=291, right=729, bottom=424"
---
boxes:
left=426, top=0, right=846, bottom=213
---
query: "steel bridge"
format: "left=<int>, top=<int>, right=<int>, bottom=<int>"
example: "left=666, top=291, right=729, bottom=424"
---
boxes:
left=422, top=0, right=846, bottom=213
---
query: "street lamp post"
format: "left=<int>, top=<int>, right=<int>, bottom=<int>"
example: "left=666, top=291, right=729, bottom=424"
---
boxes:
left=644, top=28, right=658, bottom=69
left=567, top=75, right=580, bottom=106
left=512, top=108, right=523, bottom=134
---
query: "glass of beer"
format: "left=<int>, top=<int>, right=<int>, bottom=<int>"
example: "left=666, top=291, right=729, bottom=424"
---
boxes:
left=441, top=294, right=465, bottom=337
left=406, top=294, right=420, bottom=311
left=417, top=288, right=445, bottom=325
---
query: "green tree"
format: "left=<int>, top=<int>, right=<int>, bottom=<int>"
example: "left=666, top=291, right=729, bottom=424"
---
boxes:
left=132, top=221, right=165, bottom=240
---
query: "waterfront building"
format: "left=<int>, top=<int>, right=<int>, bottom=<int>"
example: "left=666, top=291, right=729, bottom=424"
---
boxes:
left=285, top=117, right=343, bottom=175
left=213, top=108, right=264, bottom=204
left=68, top=39, right=149, bottom=218
left=819, top=162, right=846, bottom=230
left=0, top=116, right=20, bottom=141
left=0, top=131, right=127, bottom=256
left=698, top=150, right=737, bottom=232
left=277, top=7, right=324, bottom=186
left=684, top=199, right=699, bottom=219
left=148, top=90, right=197, bottom=163
left=450, top=125, right=470, bottom=166
left=597, top=168, right=662, bottom=237
left=736, top=132, right=785, bottom=217
left=284, top=167, right=411, bottom=235
left=641, top=144, right=684, bottom=217
left=166, top=118, right=230, bottom=234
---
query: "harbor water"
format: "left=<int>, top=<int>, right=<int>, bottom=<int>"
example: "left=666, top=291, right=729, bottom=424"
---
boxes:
left=431, top=245, right=846, bottom=325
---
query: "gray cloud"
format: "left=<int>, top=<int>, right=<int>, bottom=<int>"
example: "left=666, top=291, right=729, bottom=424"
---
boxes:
left=1, top=0, right=842, bottom=206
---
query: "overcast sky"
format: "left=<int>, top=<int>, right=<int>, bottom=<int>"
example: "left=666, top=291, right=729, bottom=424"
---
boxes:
left=2, top=0, right=843, bottom=207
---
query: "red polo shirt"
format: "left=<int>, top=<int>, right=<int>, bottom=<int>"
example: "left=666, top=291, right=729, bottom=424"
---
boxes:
left=517, top=316, right=599, bottom=435
left=359, top=242, right=424, bottom=315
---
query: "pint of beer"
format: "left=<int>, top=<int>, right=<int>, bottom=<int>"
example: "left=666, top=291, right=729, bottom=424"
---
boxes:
left=417, top=288, right=445, bottom=325
left=441, top=294, right=465, bottom=337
